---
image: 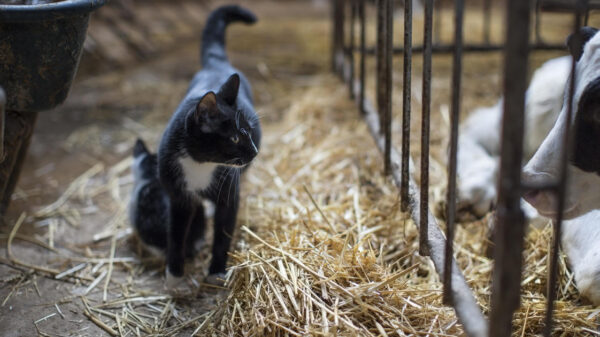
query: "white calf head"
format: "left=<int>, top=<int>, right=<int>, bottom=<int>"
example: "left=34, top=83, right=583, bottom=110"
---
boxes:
left=523, top=27, right=600, bottom=219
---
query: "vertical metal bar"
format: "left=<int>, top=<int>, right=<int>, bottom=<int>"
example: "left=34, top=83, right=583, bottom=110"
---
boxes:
left=443, top=0, right=463, bottom=306
left=535, top=0, right=544, bottom=45
left=349, top=0, right=356, bottom=99
left=383, top=0, right=393, bottom=174
left=488, top=0, right=531, bottom=335
left=434, top=0, right=442, bottom=44
left=544, top=3, right=584, bottom=336
left=359, top=0, right=366, bottom=114
left=483, top=0, right=492, bottom=44
left=419, top=0, right=433, bottom=257
left=376, top=0, right=386, bottom=131
left=332, top=0, right=345, bottom=75
left=0, top=86, right=4, bottom=163
left=400, top=0, right=413, bottom=211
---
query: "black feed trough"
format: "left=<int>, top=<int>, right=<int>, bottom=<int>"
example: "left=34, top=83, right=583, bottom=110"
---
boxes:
left=0, top=0, right=105, bottom=214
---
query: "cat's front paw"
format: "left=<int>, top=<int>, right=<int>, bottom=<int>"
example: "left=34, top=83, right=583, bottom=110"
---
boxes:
left=204, top=272, right=226, bottom=287
left=165, top=267, right=186, bottom=290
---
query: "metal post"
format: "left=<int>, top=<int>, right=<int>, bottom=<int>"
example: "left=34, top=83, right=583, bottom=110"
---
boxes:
left=332, top=0, right=345, bottom=75
left=383, top=0, right=393, bottom=175
left=376, top=0, right=386, bottom=131
left=0, top=86, right=4, bottom=163
left=401, top=0, right=413, bottom=211
left=544, top=3, right=584, bottom=335
left=483, top=0, right=492, bottom=44
left=359, top=0, right=366, bottom=114
left=488, top=0, right=531, bottom=335
left=349, top=0, right=356, bottom=99
left=443, top=0, right=463, bottom=306
left=434, top=0, right=442, bottom=44
left=420, top=0, right=433, bottom=257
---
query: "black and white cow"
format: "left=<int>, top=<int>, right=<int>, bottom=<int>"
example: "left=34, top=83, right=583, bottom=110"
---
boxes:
left=457, top=27, right=600, bottom=305
left=522, top=27, right=600, bottom=220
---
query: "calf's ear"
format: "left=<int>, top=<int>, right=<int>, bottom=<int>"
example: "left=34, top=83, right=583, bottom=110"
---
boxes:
left=572, top=77, right=600, bottom=173
left=567, top=26, right=598, bottom=61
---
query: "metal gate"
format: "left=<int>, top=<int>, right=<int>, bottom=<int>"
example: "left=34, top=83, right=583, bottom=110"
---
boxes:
left=331, top=0, right=595, bottom=336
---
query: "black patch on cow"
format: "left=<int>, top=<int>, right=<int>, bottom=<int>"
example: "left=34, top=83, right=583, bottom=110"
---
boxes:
left=567, top=27, right=599, bottom=61
left=572, top=76, right=600, bottom=174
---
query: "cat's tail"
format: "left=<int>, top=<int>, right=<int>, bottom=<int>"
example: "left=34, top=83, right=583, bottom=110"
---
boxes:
left=201, top=5, right=257, bottom=66
left=133, top=138, right=150, bottom=158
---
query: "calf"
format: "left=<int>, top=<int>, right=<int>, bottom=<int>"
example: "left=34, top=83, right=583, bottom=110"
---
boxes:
left=457, top=28, right=600, bottom=305
left=522, top=27, right=600, bottom=219
left=457, top=56, right=570, bottom=217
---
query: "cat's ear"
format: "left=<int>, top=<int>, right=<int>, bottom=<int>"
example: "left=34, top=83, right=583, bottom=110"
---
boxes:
left=194, top=91, right=218, bottom=121
left=218, top=73, right=240, bottom=106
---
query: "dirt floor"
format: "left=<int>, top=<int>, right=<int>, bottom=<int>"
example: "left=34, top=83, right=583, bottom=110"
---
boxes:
left=1, top=1, right=599, bottom=336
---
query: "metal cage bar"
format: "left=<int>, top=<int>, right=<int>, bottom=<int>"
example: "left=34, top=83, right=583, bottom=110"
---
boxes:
left=483, top=0, right=492, bottom=44
left=358, top=0, right=366, bottom=114
left=0, top=86, right=4, bottom=163
left=400, top=0, right=412, bottom=211
left=544, top=2, right=585, bottom=335
left=348, top=0, right=356, bottom=99
left=419, top=0, right=434, bottom=257
left=488, top=0, right=531, bottom=335
left=443, top=0, right=464, bottom=306
left=383, top=0, right=393, bottom=174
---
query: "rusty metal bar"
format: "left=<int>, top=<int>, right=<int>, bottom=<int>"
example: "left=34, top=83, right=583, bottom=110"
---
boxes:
left=359, top=0, right=366, bottom=114
left=434, top=0, right=442, bottom=44
left=536, top=0, right=544, bottom=44
left=383, top=0, right=393, bottom=174
left=419, top=0, right=433, bottom=257
left=348, top=0, right=356, bottom=99
left=0, top=86, right=4, bottom=163
left=400, top=0, right=412, bottom=208
left=443, top=0, right=464, bottom=306
left=376, top=0, right=386, bottom=132
left=332, top=0, right=345, bottom=74
left=488, top=0, right=531, bottom=335
left=544, top=2, right=584, bottom=335
left=483, top=0, right=492, bottom=44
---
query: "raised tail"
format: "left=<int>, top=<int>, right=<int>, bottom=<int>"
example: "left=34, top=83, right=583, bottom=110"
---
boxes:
left=201, top=5, right=257, bottom=66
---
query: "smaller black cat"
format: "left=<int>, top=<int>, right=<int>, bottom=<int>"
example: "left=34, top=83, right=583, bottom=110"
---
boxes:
left=128, top=139, right=204, bottom=258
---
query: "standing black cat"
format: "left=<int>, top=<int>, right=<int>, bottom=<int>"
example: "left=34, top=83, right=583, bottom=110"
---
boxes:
left=130, top=5, right=261, bottom=286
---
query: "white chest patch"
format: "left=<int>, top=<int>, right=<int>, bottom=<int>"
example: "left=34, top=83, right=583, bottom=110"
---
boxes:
left=179, top=157, right=218, bottom=192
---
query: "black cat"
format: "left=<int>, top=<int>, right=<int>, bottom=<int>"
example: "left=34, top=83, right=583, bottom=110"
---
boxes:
left=129, top=139, right=206, bottom=258
left=151, top=5, right=260, bottom=286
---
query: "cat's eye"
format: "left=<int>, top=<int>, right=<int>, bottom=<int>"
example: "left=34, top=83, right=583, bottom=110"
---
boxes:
left=230, top=135, right=239, bottom=144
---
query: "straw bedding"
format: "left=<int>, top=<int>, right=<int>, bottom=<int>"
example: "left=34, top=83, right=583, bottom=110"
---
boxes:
left=2, top=73, right=599, bottom=336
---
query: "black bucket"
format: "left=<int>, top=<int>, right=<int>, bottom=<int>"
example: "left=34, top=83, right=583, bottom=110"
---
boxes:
left=0, top=0, right=106, bottom=111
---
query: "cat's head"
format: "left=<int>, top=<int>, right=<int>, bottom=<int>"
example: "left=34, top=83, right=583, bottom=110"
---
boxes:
left=184, top=73, right=259, bottom=167
left=132, top=138, right=158, bottom=181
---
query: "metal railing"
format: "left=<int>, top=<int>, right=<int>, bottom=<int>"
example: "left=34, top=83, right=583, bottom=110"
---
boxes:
left=331, top=0, right=589, bottom=336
